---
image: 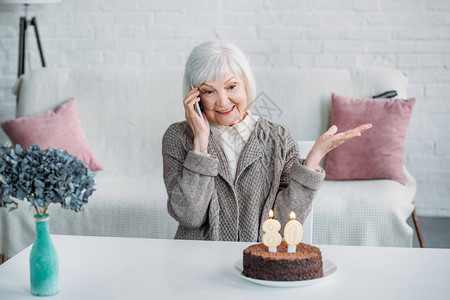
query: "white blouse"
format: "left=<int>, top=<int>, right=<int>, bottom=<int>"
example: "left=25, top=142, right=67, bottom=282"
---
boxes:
left=209, top=112, right=259, bottom=181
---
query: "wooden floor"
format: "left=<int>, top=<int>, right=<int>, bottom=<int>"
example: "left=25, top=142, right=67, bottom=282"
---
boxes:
left=408, top=216, right=450, bottom=248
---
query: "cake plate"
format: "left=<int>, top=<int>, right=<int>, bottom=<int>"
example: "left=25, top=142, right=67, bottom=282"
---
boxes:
left=233, top=258, right=337, bottom=287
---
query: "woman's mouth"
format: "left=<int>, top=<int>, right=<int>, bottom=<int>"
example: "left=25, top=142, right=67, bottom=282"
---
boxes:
left=216, top=106, right=235, bottom=115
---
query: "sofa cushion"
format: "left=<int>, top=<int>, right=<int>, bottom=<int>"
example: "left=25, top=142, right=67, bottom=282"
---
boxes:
left=314, top=166, right=415, bottom=246
left=1, top=98, right=103, bottom=171
left=324, top=93, right=415, bottom=184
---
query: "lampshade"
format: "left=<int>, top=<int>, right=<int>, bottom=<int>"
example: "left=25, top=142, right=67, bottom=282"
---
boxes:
left=0, top=0, right=61, bottom=4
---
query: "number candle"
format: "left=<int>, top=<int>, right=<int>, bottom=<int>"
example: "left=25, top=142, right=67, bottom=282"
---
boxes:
left=262, top=210, right=282, bottom=253
left=284, top=212, right=303, bottom=253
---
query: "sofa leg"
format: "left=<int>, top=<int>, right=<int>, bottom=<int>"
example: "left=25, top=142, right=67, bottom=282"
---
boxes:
left=412, top=210, right=425, bottom=248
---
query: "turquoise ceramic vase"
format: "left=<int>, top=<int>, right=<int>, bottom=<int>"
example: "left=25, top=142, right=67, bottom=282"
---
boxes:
left=30, top=214, right=59, bottom=297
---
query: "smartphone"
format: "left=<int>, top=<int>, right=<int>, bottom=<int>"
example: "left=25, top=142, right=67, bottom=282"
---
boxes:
left=191, top=85, right=204, bottom=121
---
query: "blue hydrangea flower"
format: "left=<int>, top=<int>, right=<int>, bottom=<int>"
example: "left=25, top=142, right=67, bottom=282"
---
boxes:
left=0, top=143, right=95, bottom=215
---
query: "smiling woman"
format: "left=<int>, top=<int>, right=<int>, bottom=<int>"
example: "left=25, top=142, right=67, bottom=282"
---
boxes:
left=198, top=72, right=247, bottom=126
left=161, top=40, right=371, bottom=242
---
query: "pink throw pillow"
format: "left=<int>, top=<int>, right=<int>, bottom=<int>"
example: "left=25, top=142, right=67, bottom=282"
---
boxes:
left=324, top=93, right=415, bottom=184
left=1, top=98, right=103, bottom=171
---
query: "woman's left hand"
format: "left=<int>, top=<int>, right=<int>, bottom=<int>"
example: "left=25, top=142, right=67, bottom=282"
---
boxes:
left=304, top=124, right=372, bottom=171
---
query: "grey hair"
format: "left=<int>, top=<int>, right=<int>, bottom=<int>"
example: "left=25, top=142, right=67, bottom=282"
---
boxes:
left=183, top=40, right=256, bottom=110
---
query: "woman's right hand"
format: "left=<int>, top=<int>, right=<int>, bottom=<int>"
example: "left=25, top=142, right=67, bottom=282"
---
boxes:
left=183, top=87, right=210, bottom=153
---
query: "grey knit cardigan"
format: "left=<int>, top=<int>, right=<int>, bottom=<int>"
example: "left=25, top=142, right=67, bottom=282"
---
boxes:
left=162, top=118, right=325, bottom=242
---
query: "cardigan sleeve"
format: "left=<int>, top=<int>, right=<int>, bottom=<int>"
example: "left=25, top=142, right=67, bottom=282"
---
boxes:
left=162, top=123, right=218, bottom=229
left=273, top=128, right=325, bottom=232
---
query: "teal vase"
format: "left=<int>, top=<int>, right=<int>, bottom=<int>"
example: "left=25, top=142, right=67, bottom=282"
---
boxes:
left=30, top=214, right=59, bottom=297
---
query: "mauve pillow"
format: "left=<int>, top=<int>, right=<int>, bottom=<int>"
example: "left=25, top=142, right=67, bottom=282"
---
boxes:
left=324, top=93, right=415, bottom=184
left=1, top=98, right=103, bottom=171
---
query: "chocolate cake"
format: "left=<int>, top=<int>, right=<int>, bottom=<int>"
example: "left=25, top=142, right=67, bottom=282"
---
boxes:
left=243, top=241, right=323, bottom=281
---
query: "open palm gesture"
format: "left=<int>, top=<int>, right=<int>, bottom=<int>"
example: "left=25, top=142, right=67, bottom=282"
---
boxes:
left=305, top=124, right=372, bottom=171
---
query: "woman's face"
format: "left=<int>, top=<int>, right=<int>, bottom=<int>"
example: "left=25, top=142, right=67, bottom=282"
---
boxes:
left=198, top=70, right=248, bottom=126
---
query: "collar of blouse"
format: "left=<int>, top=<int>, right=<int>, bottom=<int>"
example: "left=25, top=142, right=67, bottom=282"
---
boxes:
left=209, top=112, right=260, bottom=144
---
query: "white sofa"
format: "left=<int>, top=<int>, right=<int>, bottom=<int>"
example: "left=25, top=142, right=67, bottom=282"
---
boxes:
left=0, top=67, right=416, bottom=260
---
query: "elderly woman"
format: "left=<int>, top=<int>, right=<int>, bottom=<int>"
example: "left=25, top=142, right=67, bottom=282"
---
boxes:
left=162, top=40, right=371, bottom=242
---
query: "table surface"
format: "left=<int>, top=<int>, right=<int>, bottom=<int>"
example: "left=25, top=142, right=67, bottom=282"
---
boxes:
left=0, top=235, right=449, bottom=300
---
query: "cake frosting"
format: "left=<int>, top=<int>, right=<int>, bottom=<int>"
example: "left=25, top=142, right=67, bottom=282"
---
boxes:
left=243, top=241, right=323, bottom=281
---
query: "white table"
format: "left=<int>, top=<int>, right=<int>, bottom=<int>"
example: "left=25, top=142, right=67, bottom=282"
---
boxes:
left=0, top=235, right=449, bottom=299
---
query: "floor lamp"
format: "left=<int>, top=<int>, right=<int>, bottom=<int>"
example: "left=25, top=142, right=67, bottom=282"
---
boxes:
left=0, top=0, right=61, bottom=78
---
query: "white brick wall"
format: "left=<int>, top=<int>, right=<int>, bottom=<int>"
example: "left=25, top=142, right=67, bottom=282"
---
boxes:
left=0, top=0, right=449, bottom=216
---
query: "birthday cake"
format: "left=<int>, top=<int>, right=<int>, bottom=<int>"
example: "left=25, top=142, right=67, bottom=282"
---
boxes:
left=242, top=241, right=323, bottom=281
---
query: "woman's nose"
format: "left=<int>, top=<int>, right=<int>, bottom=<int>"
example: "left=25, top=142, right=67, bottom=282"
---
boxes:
left=216, top=91, right=229, bottom=107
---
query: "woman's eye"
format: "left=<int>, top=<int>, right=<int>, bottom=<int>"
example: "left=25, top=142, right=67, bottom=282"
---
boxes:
left=203, top=90, right=213, bottom=95
left=228, top=85, right=236, bottom=90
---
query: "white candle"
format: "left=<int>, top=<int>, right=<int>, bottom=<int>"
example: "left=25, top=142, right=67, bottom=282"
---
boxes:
left=262, top=210, right=282, bottom=253
left=284, top=212, right=303, bottom=253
